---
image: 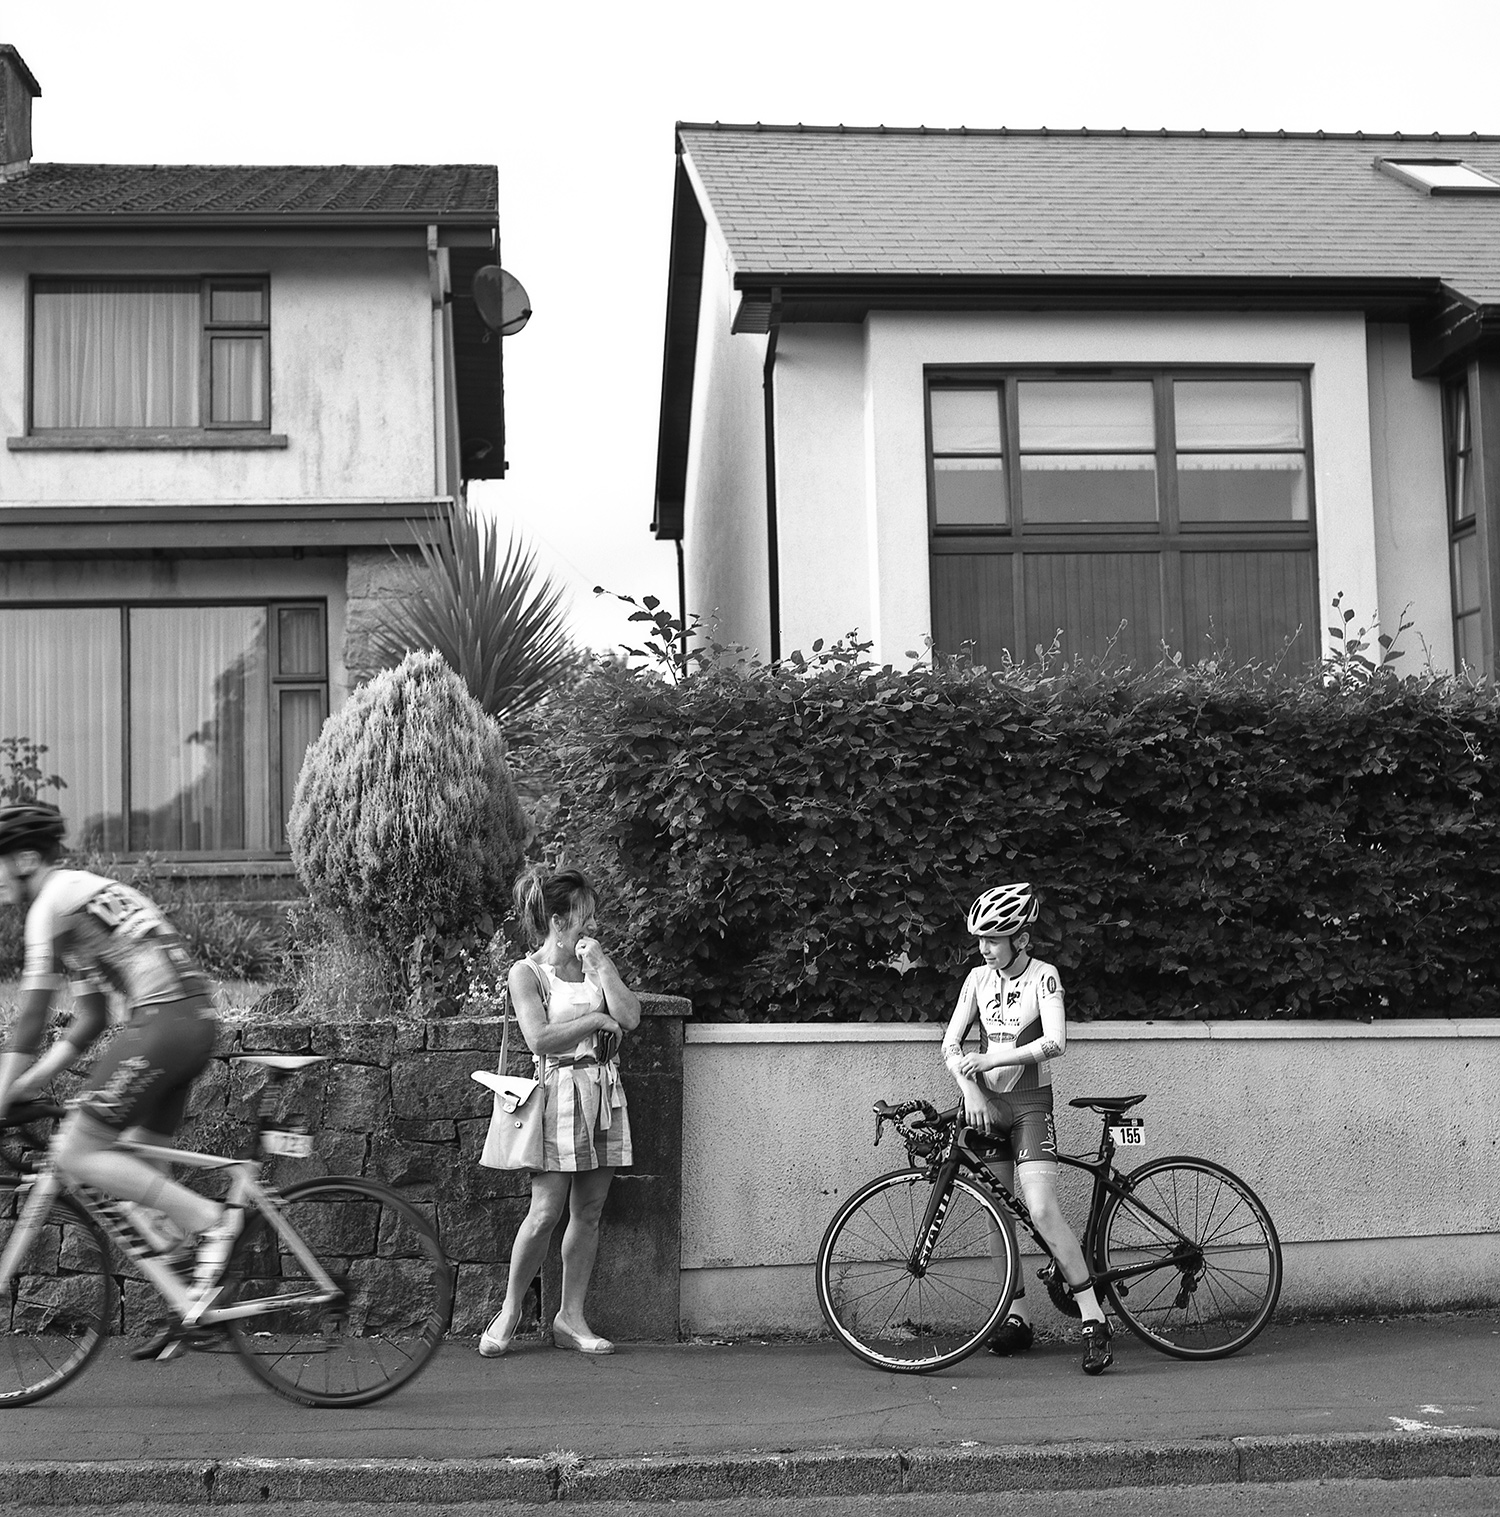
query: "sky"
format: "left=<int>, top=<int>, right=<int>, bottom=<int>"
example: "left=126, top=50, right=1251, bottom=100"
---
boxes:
left=12, top=0, right=1500, bottom=652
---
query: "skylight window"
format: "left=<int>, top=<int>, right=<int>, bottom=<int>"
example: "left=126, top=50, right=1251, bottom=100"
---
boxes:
left=1377, top=158, right=1500, bottom=195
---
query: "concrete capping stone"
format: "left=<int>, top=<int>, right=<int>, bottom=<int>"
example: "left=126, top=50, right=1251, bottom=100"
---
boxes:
left=686, top=1018, right=1500, bottom=1045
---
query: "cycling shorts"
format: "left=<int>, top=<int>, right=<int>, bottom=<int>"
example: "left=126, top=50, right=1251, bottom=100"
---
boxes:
left=76, top=995, right=216, bottom=1138
left=975, top=1090, right=1057, bottom=1170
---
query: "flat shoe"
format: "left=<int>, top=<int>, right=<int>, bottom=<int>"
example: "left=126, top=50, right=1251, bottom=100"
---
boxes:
left=551, top=1321, right=614, bottom=1355
left=479, top=1312, right=517, bottom=1358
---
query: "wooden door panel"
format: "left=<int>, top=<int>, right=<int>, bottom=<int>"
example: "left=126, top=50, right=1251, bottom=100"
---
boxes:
left=1180, top=549, right=1318, bottom=668
left=1023, top=552, right=1162, bottom=666
left=931, top=552, right=1016, bottom=666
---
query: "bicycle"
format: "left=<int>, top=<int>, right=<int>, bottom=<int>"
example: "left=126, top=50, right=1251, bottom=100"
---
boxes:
left=815, top=1092, right=1282, bottom=1373
left=0, top=1053, right=452, bottom=1408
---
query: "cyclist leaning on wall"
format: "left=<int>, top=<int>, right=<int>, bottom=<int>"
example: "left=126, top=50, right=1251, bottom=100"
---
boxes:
left=0, top=803, right=242, bottom=1323
left=941, top=882, right=1113, bottom=1375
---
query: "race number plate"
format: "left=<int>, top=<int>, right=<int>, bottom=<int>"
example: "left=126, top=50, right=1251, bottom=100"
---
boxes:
left=1109, top=1117, right=1145, bottom=1148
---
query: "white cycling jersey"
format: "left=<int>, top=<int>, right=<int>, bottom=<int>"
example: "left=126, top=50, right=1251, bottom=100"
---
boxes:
left=21, top=869, right=205, bottom=1014
left=948, top=956, right=1067, bottom=1097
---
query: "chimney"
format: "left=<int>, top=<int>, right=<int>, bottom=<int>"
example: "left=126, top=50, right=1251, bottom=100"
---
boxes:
left=0, top=45, right=40, bottom=174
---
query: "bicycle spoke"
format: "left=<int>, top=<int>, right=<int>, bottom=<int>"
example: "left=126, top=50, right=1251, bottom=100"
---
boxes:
left=1100, top=1159, right=1281, bottom=1360
left=225, top=1178, right=450, bottom=1408
left=817, top=1170, right=1017, bottom=1372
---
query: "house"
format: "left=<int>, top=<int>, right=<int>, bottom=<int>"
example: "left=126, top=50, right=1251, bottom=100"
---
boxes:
left=0, top=45, right=505, bottom=881
left=653, top=122, right=1498, bottom=676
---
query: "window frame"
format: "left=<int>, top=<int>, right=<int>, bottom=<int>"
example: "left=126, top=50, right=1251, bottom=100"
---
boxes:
left=1443, top=376, right=1482, bottom=669
left=925, top=365, right=1317, bottom=544
left=925, top=365, right=1319, bottom=669
left=25, top=274, right=273, bottom=441
left=1, top=596, right=325, bottom=859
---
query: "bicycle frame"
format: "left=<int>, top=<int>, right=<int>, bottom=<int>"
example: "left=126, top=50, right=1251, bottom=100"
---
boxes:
left=910, top=1120, right=1203, bottom=1297
left=0, top=1138, right=342, bottom=1329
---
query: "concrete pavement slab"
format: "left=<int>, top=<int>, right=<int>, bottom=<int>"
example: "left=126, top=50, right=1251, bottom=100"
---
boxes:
left=0, top=1312, right=1495, bottom=1503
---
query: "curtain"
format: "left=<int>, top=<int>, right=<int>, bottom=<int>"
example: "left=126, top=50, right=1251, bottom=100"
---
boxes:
left=129, top=608, right=269, bottom=851
left=0, top=609, right=124, bottom=847
left=33, top=280, right=199, bottom=429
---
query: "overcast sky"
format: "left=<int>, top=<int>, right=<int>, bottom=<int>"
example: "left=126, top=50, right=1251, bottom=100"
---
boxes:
left=14, top=0, right=1500, bottom=651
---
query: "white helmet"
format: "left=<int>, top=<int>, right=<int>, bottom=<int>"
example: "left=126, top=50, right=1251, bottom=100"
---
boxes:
left=967, top=883, right=1039, bottom=937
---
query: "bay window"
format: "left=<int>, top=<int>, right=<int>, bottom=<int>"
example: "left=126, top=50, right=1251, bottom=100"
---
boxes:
left=928, top=369, right=1318, bottom=669
left=29, top=276, right=270, bottom=435
left=0, top=601, right=325, bottom=854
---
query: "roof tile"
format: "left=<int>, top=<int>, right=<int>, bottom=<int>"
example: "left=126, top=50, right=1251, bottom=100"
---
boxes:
left=0, top=163, right=496, bottom=219
left=679, top=126, right=1500, bottom=301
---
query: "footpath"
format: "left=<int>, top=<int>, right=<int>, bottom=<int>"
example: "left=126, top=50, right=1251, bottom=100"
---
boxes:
left=2, top=1311, right=1498, bottom=1506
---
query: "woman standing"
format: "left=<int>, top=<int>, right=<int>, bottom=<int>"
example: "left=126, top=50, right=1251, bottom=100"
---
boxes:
left=479, top=866, right=640, bottom=1357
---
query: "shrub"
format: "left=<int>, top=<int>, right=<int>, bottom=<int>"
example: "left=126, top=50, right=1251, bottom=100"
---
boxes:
left=368, top=503, right=576, bottom=724
left=289, top=650, right=530, bottom=1014
left=516, top=606, right=1500, bottom=1023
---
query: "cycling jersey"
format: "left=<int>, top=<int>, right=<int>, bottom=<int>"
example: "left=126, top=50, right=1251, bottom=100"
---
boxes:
left=949, top=956, right=1067, bottom=1098
left=21, top=870, right=209, bottom=1012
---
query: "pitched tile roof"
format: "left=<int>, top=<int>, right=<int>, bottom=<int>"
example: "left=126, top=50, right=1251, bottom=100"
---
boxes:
left=0, top=163, right=496, bottom=222
left=678, top=125, right=1500, bottom=304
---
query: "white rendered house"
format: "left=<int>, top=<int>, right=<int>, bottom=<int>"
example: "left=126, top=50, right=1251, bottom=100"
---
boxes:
left=0, top=45, right=505, bottom=869
left=654, top=123, right=1496, bottom=676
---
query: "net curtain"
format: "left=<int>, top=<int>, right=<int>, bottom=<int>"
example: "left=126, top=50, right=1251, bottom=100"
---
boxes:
left=0, top=609, right=124, bottom=848
left=129, top=608, right=270, bottom=852
left=32, top=280, right=200, bottom=430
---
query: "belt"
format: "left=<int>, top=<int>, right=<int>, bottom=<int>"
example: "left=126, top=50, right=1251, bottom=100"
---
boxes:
left=550, top=1055, right=599, bottom=1069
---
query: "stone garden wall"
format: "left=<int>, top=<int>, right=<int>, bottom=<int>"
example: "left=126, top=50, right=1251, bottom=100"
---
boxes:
left=109, top=993, right=691, bottom=1339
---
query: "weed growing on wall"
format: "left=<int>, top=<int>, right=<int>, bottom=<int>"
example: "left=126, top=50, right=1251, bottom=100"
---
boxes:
left=289, top=650, right=530, bottom=1015
left=513, top=601, right=1499, bottom=1022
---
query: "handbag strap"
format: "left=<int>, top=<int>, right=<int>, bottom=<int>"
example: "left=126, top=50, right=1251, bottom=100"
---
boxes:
left=502, top=957, right=550, bottom=1077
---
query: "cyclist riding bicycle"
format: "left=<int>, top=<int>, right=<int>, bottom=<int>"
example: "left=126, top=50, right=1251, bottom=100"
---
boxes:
left=941, top=881, right=1113, bottom=1375
left=0, top=802, right=241, bottom=1322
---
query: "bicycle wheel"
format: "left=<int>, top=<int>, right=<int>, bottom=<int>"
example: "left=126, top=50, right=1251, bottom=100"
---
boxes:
left=0, top=1185, right=113, bottom=1407
left=224, top=1176, right=451, bottom=1408
left=816, top=1168, right=1018, bottom=1373
left=1097, top=1156, right=1281, bottom=1359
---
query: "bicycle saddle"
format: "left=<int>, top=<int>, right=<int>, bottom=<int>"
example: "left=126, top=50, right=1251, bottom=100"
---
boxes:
left=232, top=1055, right=328, bottom=1072
left=1068, top=1094, right=1147, bottom=1114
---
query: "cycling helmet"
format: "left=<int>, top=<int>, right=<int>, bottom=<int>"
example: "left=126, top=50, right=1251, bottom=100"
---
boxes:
left=966, top=882, right=1039, bottom=937
left=0, top=802, right=66, bottom=858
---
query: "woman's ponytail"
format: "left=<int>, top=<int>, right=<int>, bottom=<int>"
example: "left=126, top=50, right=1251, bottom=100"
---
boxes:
left=513, top=865, right=595, bottom=946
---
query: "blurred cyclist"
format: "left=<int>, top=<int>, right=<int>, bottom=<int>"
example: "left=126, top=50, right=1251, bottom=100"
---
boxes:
left=0, top=803, right=240, bottom=1321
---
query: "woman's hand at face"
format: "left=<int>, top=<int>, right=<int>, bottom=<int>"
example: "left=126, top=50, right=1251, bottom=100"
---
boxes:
left=575, top=936, right=608, bottom=975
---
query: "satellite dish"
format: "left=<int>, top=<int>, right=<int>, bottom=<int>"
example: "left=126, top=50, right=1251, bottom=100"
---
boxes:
left=472, top=266, right=532, bottom=336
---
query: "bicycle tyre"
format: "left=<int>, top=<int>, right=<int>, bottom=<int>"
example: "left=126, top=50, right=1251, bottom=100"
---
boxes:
left=816, top=1168, right=1018, bottom=1373
left=1097, top=1156, right=1282, bottom=1360
left=0, top=1186, right=113, bottom=1407
left=224, top=1176, right=452, bottom=1408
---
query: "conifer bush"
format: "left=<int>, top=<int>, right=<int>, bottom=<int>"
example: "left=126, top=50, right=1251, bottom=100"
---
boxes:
left=289, top=650, right=529, bottom=1013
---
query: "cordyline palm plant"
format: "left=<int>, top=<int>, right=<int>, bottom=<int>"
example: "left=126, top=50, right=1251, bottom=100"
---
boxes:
left=371, top=502, right=574, bottom=725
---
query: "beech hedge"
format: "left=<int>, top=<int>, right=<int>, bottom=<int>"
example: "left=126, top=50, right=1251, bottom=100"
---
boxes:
left=512, top=635, right=1499, bottom=1023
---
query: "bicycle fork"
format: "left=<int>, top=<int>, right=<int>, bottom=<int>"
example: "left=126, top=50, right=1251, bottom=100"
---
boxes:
left=0, top=1168, right=61, bottom=1294
left=909, top=1161, right=961, bottom=1275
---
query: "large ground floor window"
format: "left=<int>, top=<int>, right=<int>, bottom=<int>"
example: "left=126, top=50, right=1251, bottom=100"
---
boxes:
left=927, top=368, right=1320, bottom=669
left=0, top=601, right=327, bottom=855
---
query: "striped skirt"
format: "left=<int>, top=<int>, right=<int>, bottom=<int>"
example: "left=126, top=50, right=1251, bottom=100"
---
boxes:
left=538, top=1059, right=632, bottom=1172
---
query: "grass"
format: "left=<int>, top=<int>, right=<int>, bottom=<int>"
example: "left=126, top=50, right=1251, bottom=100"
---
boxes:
left=0, top=978, right=273, bottom=1017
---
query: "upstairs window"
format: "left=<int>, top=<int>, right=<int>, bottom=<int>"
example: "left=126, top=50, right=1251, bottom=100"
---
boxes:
left=1445, top=378, right=1481, bottom=671
left=30, top=276, right=270, bottom=433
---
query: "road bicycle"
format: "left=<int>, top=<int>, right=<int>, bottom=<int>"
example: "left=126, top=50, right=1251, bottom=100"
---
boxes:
left=816, top=1092, right=1281, bottom=1373
left=0, top=1054, right=451, bottom=1408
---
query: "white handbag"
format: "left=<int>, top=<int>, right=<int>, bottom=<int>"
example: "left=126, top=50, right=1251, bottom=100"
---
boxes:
left=474, top=965, right=546, bottom=1171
